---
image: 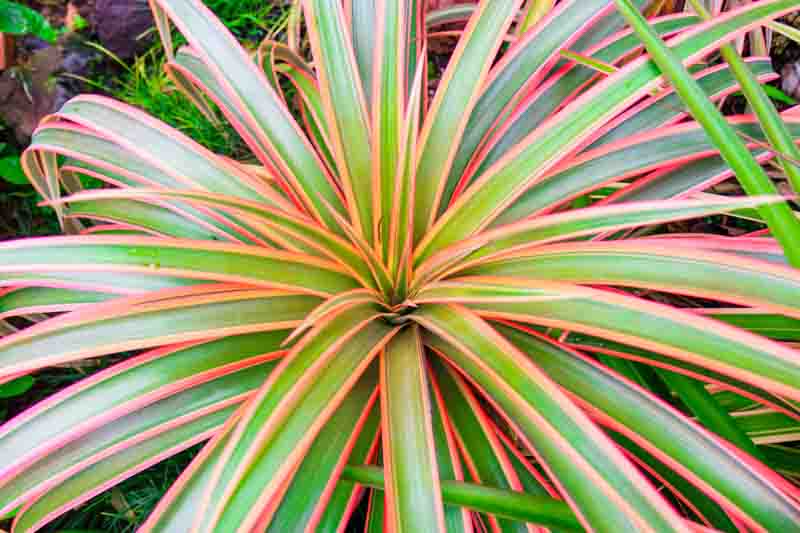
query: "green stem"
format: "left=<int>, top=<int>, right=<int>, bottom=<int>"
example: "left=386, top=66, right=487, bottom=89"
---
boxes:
left=658, top=369, right=764, bottom=460
left=518, top=0, right=553, bottom=34
left=342, top=465, right=584, bottom=532
left=613, top=0, right=800, bottom=268
left=687, top=0, right=800, bottom=201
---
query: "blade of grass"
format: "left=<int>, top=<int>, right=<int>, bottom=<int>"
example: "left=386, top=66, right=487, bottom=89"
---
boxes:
left=612, top=0, right=800, bottom=267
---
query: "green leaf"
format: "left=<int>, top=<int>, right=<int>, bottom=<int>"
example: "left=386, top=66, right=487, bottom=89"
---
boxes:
left=445, top=0, right=646, bottom=213
left=381, top=326, right=446, bottom=533
left=609, top=432, right=737, bottom=532
left=422, top=196, right=781, bottom=280
left=349, top=0, right=376, bottom=109
left=498, top=324, right=800, bottom=531
left=150, top=0, right=345, bottom=231
left=267, top=370, right=379, bottom=532
left=612, top=0, right=800, bottom=266
left=0, top=155, right=29, bottom=185
left=196, top=306, right=394, bottom=531
left=413, top=0, right=524, bottom=241
left=374, top=0, right=411, bottom=261
left=416, top=0, right=800, bottom=262
left=427, top=360, right=473, bottom=532
left=342, top=466, right=584, bottom=532
left=12, top=404, right=233, bottom=532
left=687, top=0, right=800, bottom=219
left=0, top=237, right=359, bottom=297
left=755, top=84, right=796, bottom=105
left=431, top=357, right=528, bottom=533
left=420, top=278, right=800, bottom=403
left=417, top=305, right=687, bottom=531
left=139, top=418, right=238, bottom=532
left=658, top=369, right=763, bottom=458
left=0, top=331, right=288, bottom=516
left=0, top=375, right=34, bottom=399
left=366, top=488, right=386, bottom=533
left=0, top=0, right=60, bottom=43
left=304, top=0, right=374, bottom=242
left=473, top=14, right=700, bottom=193
left=0, top=287, right=317, bottom=376
left=563, top=331, right=800, bottom=420
left=461, top=240, right=800, bottom=320
left=0, top=361, right=273, bottom=519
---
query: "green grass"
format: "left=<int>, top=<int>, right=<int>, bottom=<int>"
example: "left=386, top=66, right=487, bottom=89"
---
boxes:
left=89, top=0, right=294, bottom=162
left=204, top=0, right=292, bottom=41
left=104, top=45, right=252, bottom=159
left=40, top=447, right=200, bottom=533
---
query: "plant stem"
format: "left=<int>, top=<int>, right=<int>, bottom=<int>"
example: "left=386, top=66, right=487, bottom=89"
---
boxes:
left=342, top=465, right=583, bottom=532
left=614, top=0, right=800, bottom=268
left=687, top=0, right=800, bottom=199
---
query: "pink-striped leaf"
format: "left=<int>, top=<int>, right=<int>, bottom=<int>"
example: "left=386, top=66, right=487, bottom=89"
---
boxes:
left=498, top=323, right=800, bottom=531
left=380, top=326, right=447, bottom=533
left=194, top=304, right=396, bottom=531
left=415, top=304, right=687, bottom=531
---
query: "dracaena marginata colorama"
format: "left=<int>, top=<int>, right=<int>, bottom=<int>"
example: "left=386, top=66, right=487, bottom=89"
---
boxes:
left=2, top=0, right=800, bottom=531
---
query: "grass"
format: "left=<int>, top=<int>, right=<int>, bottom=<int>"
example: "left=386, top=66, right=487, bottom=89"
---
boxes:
left=103, top=45, right=251, bottom=159
left=204, top=0, right=293, bottom=41
left=87, top=0, right=294, bottom=162
left=41, top=447, right=200, bottom=533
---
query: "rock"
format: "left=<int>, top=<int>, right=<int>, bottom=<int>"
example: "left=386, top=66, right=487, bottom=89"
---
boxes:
left=0, top=37, right=100, bottom=143
left=61, top=45, right=93, bottom=74
left=93, top=0, right=154, bottom=59
left=0, top=45, right=62, bottom=143
left=782, top=62, right=800, bottom=100
left=20, top=36, right=51, bottom=53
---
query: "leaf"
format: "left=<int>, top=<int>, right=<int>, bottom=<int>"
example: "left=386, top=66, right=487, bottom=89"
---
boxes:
left=304, top=0, right=374, bottom=242
left=418, top=277, right=800, bottom=403
left=0, top=236, right=359, bottom=297
left=416, top=305, right=687, bottom=531
left=268, top=386, right=379, bottom=532
left=0, top=156, right=29, bottom=186
left=0, top=375, right=34, bottom=399
left=458, top=239, right=800, bottom=319
left=343, top=465, right=584, bottom=532
left=415, top=0, right=800, bottom=262
left=612, top=0, right=800, bottom=265
left=760, top=84, right=796, bottom=105
left=149, top=0, right=345, bottom=231
left=0, top=0, right=60, bottom=43
left=12, top=403, right=233, bottom=533
left=413, top=0, right=524, bottom=241
left=498, top=323, right=800, bottom=531
left=0, top=332, right=288, bottom=517
left=427, top=359, right=474, bottom=532
left=194, top=305, right=395, bottom=531
left=431, top=357, right=528, bottom=532
left=380, top=326, right=446, bottom=533
left=417, top=195, right=783, bottom=283
left=0, top=286, right=317, bottom=377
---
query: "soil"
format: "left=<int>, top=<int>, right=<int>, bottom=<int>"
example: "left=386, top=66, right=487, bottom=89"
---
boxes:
left=0, top=1, right=147, bottom=239
left=0, top=0, right=152, bottom=142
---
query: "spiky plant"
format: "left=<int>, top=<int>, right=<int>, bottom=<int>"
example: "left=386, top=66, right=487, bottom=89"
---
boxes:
left=3, top=0, right=800, bottom=531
